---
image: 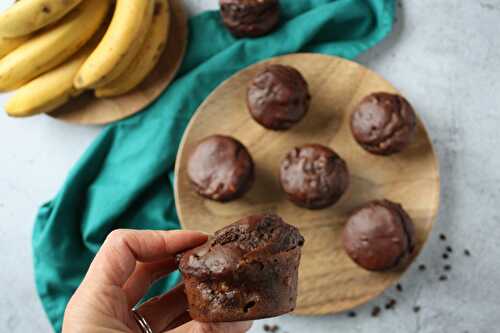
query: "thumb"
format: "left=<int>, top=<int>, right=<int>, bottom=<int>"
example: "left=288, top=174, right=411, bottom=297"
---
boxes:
left=167, top=320, right=253, bottom=333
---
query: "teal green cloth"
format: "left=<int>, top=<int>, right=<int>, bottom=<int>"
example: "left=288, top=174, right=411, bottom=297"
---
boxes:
left=33, top=1, right=395, bottom=331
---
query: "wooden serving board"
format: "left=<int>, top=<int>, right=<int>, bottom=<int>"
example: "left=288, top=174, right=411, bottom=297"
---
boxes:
left=49, top=0, right=188, bottom=125
left=174, top=54, right=440, bottom=315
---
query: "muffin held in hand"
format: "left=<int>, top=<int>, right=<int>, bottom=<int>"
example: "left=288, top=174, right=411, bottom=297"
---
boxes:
left=178, top=214, right=304, bottom=322
left=350, top=92, right=417, bottom=155
left=342, top=200, right=416, bottom=271
left=247, top=64, right=311, bottom=130
left=219, top=0, right=281, bottom=38
left=187, top=135, right=254, bottom=202
left=280, top=144, right=349, bottom=209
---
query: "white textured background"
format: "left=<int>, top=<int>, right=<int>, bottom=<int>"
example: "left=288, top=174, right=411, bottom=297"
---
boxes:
left=1, top=0, right=500, bottom=332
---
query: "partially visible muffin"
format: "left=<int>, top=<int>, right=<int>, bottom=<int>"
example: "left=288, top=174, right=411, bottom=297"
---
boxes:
left=350, top=92, right=417, bottom=155
left=220, top=0, right=281, bottom=38
left=247, top=64, right=311, bottom=130
left=280, top=144, right=349, bottom=209
left=342, top=200, right=416, bottom=271
left=187, top=135, right=254, bottom=202
left=178, top=214, right=304, bottom=322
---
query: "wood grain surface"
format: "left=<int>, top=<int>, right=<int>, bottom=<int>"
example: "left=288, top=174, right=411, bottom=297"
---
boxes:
left=49, top=0, right=188, bottom=125
left=174, top=54, right=440, bottom=315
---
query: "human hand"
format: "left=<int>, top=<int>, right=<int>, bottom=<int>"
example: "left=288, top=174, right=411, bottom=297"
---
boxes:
left=63, top=229, right=252, bottom=333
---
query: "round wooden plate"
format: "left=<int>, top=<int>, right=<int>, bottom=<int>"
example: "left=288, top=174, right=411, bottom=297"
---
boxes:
left=49, top=0, right=188, bottom=125
left=174, top=54, right=440, bottom=315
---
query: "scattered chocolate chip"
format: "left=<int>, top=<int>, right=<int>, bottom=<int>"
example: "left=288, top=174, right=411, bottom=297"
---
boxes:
left=446, top=246, right=453, bottom=253
left=439, top=234, right=447, bottom=241
left=442, top=253, right=449, bottom=260
left=263, top=324, right=279, bottom=332
left=439, top=275, right=448, bottom=281
left=464, top=249, right=471, bottom=256
left=385, top=299, right=397, bottom=310
left=413, top=306, right=421, bottom=313
left=347, top=311, right=357, bottom=317
left=396, top=283, right=403, bottom=292
left=444, top=264, right=451, bottom=271
left=371, top=306, right=381, bottom=317
left=418, top=264, right=426, bottom=271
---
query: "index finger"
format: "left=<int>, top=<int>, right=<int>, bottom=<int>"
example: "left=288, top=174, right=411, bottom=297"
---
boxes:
left=83, top=229, right=208, bottom=288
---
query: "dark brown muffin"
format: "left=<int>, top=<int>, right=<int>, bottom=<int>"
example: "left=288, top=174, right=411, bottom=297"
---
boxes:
left=178, top=214, right=304, bottom=322
left=219, top=0, right=280, bottom=38
left=247, top=64, right=311, bottom=130
left=280, top=144, right=349, bottom=209
left=342, top=200, right=416, bottom=271
left=187, top=135, right=254, bottom=202
left=350, top=92, right=417, bottom=155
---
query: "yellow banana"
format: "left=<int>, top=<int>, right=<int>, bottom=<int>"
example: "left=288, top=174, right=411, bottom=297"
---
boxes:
left=75, top=0, right=155, bottom=89
left=96, top=0, right=170, bottom=98
left=5, top=32, right=103, bottom=118
left=0, top=0, right=83, bottom=38
left=0, top=0, right=110, bottom=91
left=0, top=35, right=29, bottom=59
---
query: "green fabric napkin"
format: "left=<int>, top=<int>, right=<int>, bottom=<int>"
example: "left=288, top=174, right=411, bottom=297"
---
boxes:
left=33, top=1, right=395, bottom=331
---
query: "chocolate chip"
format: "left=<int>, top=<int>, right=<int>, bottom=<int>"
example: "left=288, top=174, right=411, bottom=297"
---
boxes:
left=263, top=324, right=278, bottom=332
left=243, top=301, right=256, bottom=313
left=464, top=249, right=471, bottom=256
left=444, top=264, right=451, bottom=271
left=396, top=283, right=403, bottom=292
left=413, top=306, right=421, bottom=313
left=347, top=311, right=357, bottom=317
left=442, top=253, right=449, bottom=260
left=371, top=306, right=381, bottom=317
left=439, top=234, right=447, bottom=241
left=446, top=246, right=453, bottom=253
left=385, top=299, right=397, bottom=309
left=418, top=264, right=426, bottom=271
left=439, top=275, right=448, bottom=281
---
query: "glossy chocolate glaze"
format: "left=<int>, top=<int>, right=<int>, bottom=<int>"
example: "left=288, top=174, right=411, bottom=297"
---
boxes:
left=350, top=92, right=417, bottom=155
left=220, top=0, right=280, bottom=38
left=342, top=200, right=416, bottom=271
left=187, top=135, right=254, bottom=202
left=280, top=144, right=349, bottom=209
left=247, top=64, right=311, bottom=130
left=178, top=214, right=304, bottom=322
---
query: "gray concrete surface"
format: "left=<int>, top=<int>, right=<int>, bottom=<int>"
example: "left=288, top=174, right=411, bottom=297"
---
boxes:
left=1, top=0, right=499, bottom=332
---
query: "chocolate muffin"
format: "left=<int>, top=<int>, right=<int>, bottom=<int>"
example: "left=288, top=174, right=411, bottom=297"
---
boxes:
left=342, top=200, right=416, bottom=271
left=187, top=135, right=254, bottom=202
left=350, top=92, right=417, bottom=155
left=220, top=0, right=280, bottom=38
left=247, top=64, right=311, bottom=130
left=178, top=214, right=304, bottom=322
left=280, top=144, right=349, bottom=209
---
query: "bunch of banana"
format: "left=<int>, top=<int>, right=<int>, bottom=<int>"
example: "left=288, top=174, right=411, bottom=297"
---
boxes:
left=0, top=0, right=172, bottom=118
left=0, top=0, right=109, bottom=91
left=5, top=27, right=105, bottom=117
left=96, top=0, right=171, bottom=97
